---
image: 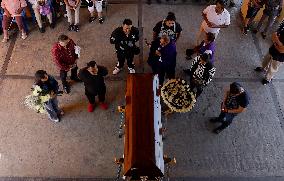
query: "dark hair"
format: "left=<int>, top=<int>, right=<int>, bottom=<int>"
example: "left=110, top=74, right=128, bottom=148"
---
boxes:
left=35, top=70, right=47, bottom=83
left=216, top=0, right=225, bottom=7
left=123, top=19, right=132, bottom=26
left=206, top=32, right=215, bottom=42
left=58, top=34, right=69, bottom=42
left=230, top=82, right=242, bottom=94
left=87, top=61, right=97, bottom=68
left=166, top=12, right=176, bottom=21
left=279, top=33, right=284, bottom=44
left=200, top=53, right=211, bottom=63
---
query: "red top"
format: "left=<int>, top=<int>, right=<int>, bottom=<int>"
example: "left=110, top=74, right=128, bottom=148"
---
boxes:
left=51, top=39, right=77, bottom=71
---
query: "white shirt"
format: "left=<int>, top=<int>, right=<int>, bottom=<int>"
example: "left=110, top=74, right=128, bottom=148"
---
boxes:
left=201, top=5, right=230, bottom=34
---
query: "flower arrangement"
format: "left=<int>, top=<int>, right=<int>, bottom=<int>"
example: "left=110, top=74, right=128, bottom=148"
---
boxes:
left=24, top=85, right=51, bottom=114
left=161, top=79, right=196, bottom=113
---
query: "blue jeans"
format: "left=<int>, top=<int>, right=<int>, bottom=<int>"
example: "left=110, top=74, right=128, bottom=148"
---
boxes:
left=44, top=97, right=61, bottom=121
left=214, top=112, right=237, bottom=131
left=0, top=8, right=3, bottom=31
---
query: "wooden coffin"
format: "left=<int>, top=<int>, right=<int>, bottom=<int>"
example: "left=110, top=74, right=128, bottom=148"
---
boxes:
left=124, top=74, right=164, bottom=179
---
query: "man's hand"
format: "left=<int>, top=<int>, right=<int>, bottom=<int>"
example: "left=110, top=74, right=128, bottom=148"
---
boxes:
left=155, top=50, right=161, bottom=56
left=207, top=21, right=217, bottom=28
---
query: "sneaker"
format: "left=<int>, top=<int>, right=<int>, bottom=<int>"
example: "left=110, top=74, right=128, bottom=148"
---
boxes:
left=50, top=23, right=55, bottom=29
left=73, top=25, right=79, bottom=32
left=52, top=118, right=60, bottom=122
left=99, top=102, right=108, bottom=110
left=128, top=67, right=135, bottom=74
left=213, top=128, right=222, bottom=134
left=254, top=67, right=263, bottom=72
left=261, top=32, right=266, bottom=39
left=262, top=78, right=270, bottom=85
left=39, top=27, right=45, bottom=33
left=209, top=118, right=219, bottom=123
left=2, top=37, right=8, bottom=43
left=63, top=86, right=70, bottom=94
left=68, top=24, right=74, bottom=31
left=113, top=67, right=121, bottom=75
left=88, top=103, right=95, bottom=112
left=89, top=16, right=96, bottom=23
left=21, top=33, right=27, bottom=40
left=98, top=17, right=104, bottom=24
left=243, top=27, right=248, bottom=35
left=252, top=29, right=258, bottom=34
left=71, top=77, right=82, bottom=82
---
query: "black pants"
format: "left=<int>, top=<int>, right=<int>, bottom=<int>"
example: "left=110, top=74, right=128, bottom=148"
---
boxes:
left=190, top=78, right=204, bottom=98
left=213, top=112, right=237, bottom=132
left=60, top=66, right=78, bottom=87
left=85, top=91, right=106, bottom=104
left=158, top=64, right=175, bottom=85
left=116, top=51, right=134, bottom=69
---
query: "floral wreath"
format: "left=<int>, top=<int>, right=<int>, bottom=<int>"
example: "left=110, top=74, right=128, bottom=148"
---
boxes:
left=161, top=79, right=196, bottom=113
left=23, top=85, right=51, bottom=114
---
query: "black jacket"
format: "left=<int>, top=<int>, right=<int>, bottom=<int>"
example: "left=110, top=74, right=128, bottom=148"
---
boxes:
left=78, top=66, right=108, bottom=95
left=110, top=26, right=139, bottom=53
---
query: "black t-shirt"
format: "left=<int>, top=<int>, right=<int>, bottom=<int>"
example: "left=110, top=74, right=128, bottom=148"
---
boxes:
left=153, top=20, right=182, bottom=41
left=269, top=45, right=284, bottom=62
left=78, top=66, right=108, bottom=95
left=225, top=91, right=250, bottom=110
left=110, top=26, right=139, bottom=52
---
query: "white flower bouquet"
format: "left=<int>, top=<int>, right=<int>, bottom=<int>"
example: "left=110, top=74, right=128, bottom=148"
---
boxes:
left=161, top=79, right=196, bottom=113
left=24, top=85, right=51, bottom=114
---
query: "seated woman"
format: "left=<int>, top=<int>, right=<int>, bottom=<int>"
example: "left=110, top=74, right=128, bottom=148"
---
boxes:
left=1, top=0, right=28, bottom=42
left=29, top=0, right=55, bottom=33
left=186, top=32, right=216, bottom=64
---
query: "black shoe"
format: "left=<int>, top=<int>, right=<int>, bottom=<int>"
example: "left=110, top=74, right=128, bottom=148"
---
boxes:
left=262, top=78, right=270, bottom=85
left=50, top=23, right=55, bottom=29
left=229, top=2, right=236, bottom=7
left=68, top=24, right=74, bottom=31
left=209, top=118, right=219, bottom=123
left=254, top=67, right=263, bottom=72
left=243, top=27, right=248, bottom=35
left=71, top=77, right=82, bottom=82
left=98, top=17, right=104, bottom=24
left=183, top=69, right=191, bottom=75
left=213, top=129, right=222, bottom=134
left=73, top=25, right=79, bottom=32
left=39, top=27, right=45, bottom=33
left=63, top=86, right=71, bottom=94
left=261, top=32, right=267, bottom=39
left=89, top=16, right=96, bottom=23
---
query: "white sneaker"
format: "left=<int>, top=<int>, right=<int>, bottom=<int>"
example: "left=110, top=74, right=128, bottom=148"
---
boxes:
left=128, top=67, right=135, bottom=74
left=113, top=67, right=121, bottom=75
left=52, top=118, right=60, bottom=122
left=2, top=37, right=8, bottom=43
left=21, top=33, right=27, bottom=40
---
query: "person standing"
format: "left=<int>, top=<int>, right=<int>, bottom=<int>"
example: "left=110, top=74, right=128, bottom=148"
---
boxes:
left=153, top=12, right=182, bottom=42
left=52, top=34, right=81, bottom=94
left=243, top=0, right=266, bottom=35
left=184, top=53, right=216, bottom=98
left=64, top=0, right=81, bottom=32
left=253, top=0, right=283, bottom=39
left=210, top=82, right=250, bottom=134
left=35, top=70, right=64, bottom=122
left=110, top=19, right=140, bottom=75
left=1, top=0, right=28, bottom=42
left=196, top=0, right=230, bottom=45
left=186, top=32, right=216, bottom=63
left=28, top=0, right=55, bottom=33
left=156, top=35, right=177, bottom=85
left=78, top=61, right=108, bottom=112
left=86, top=0, right=104, bottom=24
left=255, top=22, right=284, bottom=84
